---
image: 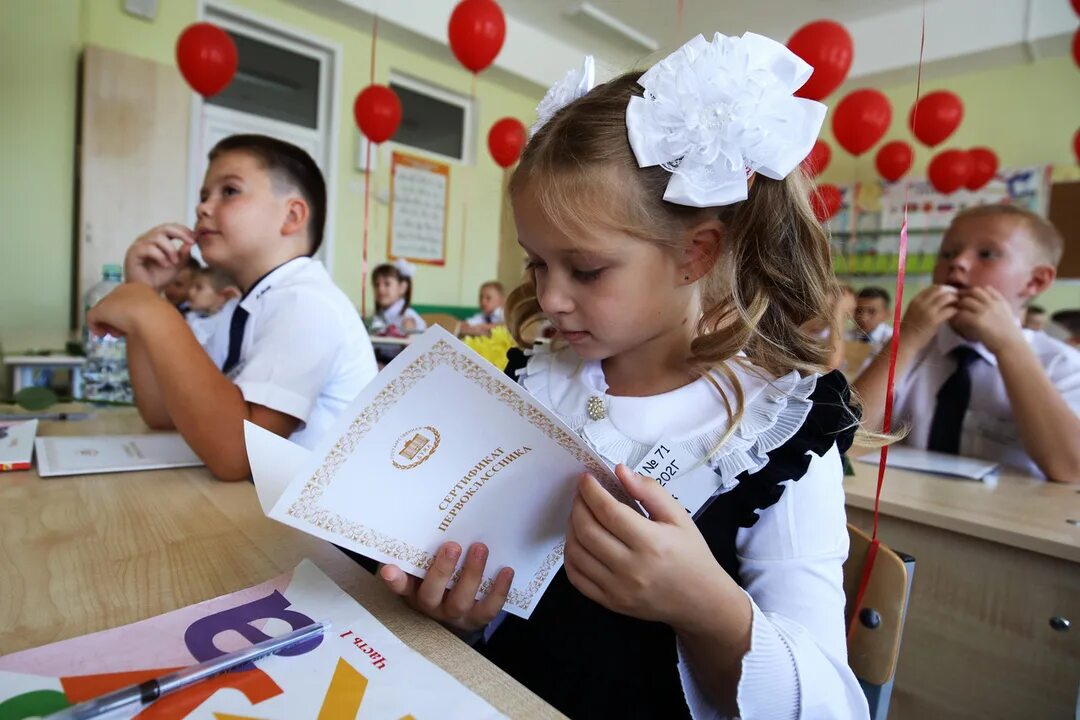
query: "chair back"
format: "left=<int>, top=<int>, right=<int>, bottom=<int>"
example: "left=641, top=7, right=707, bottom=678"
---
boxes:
left=421, top=313, right=461, bottom=336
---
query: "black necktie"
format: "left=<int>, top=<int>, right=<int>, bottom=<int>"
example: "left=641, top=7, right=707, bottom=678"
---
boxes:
left=927, top=346, right=981, bottom=454
left=221, top=305, right=250, bottom=375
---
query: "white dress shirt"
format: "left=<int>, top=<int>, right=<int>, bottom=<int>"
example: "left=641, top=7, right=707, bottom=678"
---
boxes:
left=370, top=298, right=427, bottom=334
left=466, top=307, right=504, bottom=325
left=225, top=257, right=377, bottom=449
left=186, top=298, right=237, bottom=369
left=517, top=345, right=869, bottom=720
left=893, top=323, right=1080, bottom=478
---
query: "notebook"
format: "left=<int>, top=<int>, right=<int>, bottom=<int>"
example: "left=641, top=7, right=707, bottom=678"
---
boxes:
left=856, top=446, right=999, bottom=482
left=34, top=433, right=203, bottom=477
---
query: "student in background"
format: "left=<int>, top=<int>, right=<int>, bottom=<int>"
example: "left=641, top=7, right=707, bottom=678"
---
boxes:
left=855, top=205, right=1080, bottom=482
left=86, top=134, right=377, bottom=479
left=186, top=266, right=240, bottom=369
left=1023, top=304, right=1046, bottom=331
left=370, top=260, right=427, bottom=335
left=163, top=258, right=199, bottom=313
left=848, top=286, right=893, bottom=348
left=460, top=281, right=506, bottom=337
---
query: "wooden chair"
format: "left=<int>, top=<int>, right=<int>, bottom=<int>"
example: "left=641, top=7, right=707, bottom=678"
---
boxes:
left=844, top=524, right=915, bottom=720
left=421, top=313, right=461, bottom=336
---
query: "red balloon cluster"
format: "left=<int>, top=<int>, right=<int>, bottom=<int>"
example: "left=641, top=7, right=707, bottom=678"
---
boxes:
left=354, top=85, right=402, bottom=144
left=909, top=91, right=963, bottom=147
left=927, top=150, right=973, bottom=194
left=832, top=89, right=891, bottom=156
left=488, top=117, right=526, bottom=168
left=787, top=20, right=854, bottom=101
left=811, top=184, right=843, bottom=221
left=176, top=22, right=238, bottom=97
left=803, top=139, right=832, bottom=177
left=875, top=141, right=914, bottom=182
left=449, top=0, right=506, bottom=74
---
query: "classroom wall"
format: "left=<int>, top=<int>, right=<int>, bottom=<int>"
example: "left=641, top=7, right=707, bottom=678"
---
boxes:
left=0, top=0, right=541, bottom=352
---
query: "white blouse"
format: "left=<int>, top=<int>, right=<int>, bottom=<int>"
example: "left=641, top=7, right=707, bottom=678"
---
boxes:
left=517, top=344, right=869, bottom=720
left=370, top=298, right=427, bottom=334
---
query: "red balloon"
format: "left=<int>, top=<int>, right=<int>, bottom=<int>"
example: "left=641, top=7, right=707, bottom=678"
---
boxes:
left=928, top=149, right=973, bottom=195
left=909, top=91, right=963, bottom=147
left=176, top=23, right=238, bottom=97
left=965, top=147, right=999, bottom=191
left=448, top=0, right=506, bottom=74
left=353, top=85, right=402, bottom=144
left=1074, top=127, right=1080, bottom=165
left=1073, top=0, right=1080, bottom=15
left=1073, top=28, right=1080, bottom=68
left=803, top=139, right=832, bottom=177
left=832, top=89, right=891, bottom=156
left=811, top=183, right=843, bottom=221
left=875, top=140, right=914, bottom=182
left=488, top=117, right=526, bottom=168
left=787, top=20, right=854, bottom=101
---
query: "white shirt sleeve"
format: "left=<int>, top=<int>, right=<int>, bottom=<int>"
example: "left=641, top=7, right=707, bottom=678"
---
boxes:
left=676, top=446, right=870, bottom=720
left=232, top=293, right=345, bottom=424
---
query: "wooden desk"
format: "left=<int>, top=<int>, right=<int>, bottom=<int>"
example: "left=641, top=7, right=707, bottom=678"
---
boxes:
left=0, top=409, right=562, bottom=719
left=845, top=459, right=1080, bottom=719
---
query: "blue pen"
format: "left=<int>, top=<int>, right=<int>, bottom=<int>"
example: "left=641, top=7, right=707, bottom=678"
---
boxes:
left=47, top=620, right=329, bottom=719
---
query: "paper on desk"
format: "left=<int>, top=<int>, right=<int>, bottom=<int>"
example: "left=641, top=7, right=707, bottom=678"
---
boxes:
left=247, top=326, right=631, bottom=619
left=34, top=433, right=203, bottom=477
left=0, top=419, right=37, bottom=471
left=857, top=446, right=999, bottom=482
left=0, top=559, right=505, bottom=719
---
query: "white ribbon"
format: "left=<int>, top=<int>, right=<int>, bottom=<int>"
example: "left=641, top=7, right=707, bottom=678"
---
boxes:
left=626, top=32, right=827, bottom=208
left=531, top=55, right=596, bottom=137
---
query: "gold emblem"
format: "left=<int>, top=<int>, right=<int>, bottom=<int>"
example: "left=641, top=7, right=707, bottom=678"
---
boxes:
left=390, top=426, right=441, bottom=470
left=586, top=396, right=606, bottom=421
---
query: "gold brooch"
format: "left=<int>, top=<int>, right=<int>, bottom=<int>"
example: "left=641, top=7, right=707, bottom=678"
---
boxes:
left=586, top=396, right=606, bottom=421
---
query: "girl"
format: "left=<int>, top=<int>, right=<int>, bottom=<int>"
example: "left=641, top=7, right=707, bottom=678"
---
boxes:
left=369, top=259, right=427, bottom=365
left=377, top=32, right=869, bottom=719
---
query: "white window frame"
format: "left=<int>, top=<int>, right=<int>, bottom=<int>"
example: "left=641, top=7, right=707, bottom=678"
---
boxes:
left=388, top=71, right=476, bottom=166
left=188, top=0, right=343, bottom=272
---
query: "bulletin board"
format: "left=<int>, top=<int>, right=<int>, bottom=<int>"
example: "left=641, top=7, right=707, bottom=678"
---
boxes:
left=388, top=151, right=450, bottom=266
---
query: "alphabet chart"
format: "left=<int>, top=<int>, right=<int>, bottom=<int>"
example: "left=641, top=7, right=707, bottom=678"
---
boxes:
left=0, top=560, right=503, bottom=719
left=388, top=152, right=450, bottom=266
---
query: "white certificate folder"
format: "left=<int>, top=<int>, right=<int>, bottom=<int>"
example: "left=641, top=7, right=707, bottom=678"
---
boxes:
left=247, top=326, right=628, bottom=619
left=35, top=433, right=203, bottom=477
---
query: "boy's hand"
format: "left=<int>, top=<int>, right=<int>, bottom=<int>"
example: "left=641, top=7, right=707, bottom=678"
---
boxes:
left=901, top=284, right=958, bottom=352
left=563, top=465, right=729, bottom=630
left=125, top=224, right=195, bottom=290
left=951, top=286, right=1025, bottom=354
left=86, top=283, right=163, bottom=338
left=379, top=542, right=514, bottom=633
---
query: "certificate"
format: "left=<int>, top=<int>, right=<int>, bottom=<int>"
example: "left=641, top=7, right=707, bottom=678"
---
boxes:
left=35, top=433, right=203, bottom=477
left=247, top=327, right=630, bottom=618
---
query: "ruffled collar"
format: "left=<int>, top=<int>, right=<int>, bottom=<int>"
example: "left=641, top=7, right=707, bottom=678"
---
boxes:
left=516, top=343, right=818, bottom=494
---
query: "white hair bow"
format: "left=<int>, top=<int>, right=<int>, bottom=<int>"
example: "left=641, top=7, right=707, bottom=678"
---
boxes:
left=393, top=258, right=416, bottom=278
left=531, top=55, right=596, bottom=137
left=626, top=32, right=827, bottom=208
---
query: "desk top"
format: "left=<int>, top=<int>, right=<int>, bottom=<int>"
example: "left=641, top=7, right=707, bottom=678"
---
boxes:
left=4, top=354, right=86, bottom=367
left=845, top=452, right=1080, bottom=563
left=0, top=407, right=561, bottom=719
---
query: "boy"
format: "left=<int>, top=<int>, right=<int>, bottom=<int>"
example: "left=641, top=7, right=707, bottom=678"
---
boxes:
left=854, top=205, right=1080, bottom=482
left=186, top=265, right=240, bottom=369
left=1022, top=304, right=1046, bottom=331
left=848, top=286, right=893, bottom=348
left=87, top=135, right=378, bottom=481
left=459, top=281, right=505, bottom=337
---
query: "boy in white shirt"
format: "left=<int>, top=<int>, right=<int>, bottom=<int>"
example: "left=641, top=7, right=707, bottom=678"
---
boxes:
left=460, top=281, right=505, bottom=337
left=185, top=266, right=239, bottom=369
left=855, top=205, right=1080, bottom=482
left=87, top=134, right=377, bottom=480
left=847, top=286, right=893, bottom=348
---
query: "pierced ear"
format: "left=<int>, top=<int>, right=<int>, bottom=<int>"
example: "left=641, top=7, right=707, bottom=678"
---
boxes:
left=1026, top=264, right=1056, bottom=298
left=680, top=219, right=725, bottom=285
left=281, top=197, right=310, bottom=238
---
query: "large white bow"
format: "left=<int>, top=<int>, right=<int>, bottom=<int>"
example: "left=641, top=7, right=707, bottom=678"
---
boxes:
left=626, top=32, right=827, bottom=208
left=531, top=55, right=596, bottom=137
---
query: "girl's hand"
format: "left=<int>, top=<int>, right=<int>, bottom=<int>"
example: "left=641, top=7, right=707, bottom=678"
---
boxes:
left=379, top=542, right=515, bottom=633
left=564, top=465, right=731, bottom=631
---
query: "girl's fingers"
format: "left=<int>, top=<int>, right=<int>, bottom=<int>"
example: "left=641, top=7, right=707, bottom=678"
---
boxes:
left=443, top=543, right=490, bottom=618
left=471, top=567, right=514, bottom=623
left=570, top=493, right=629, bottom=567
left=415, top=542, right=462, bottom=613
left=379, top=564, right=418, bottom=597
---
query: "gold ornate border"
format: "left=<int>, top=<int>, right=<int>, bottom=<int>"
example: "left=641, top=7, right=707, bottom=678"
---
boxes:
left=285, top=340, right=610, bottom=612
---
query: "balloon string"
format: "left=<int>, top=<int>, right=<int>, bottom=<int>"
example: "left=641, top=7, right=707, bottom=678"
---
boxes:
left=360, top=13, right=380, bottom=317
left=458, top=73, right=478, bottom=306
left=676, top=0, right=684, bottom=40
left=849, top=1, right=926, bottom=640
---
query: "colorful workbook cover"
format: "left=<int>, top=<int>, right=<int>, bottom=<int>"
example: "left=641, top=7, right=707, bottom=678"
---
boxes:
left=0, top=560, right=504, bottom=719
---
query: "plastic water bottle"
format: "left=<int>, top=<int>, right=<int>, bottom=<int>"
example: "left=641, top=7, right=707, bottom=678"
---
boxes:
left=82, top=264, right=133, bottom=402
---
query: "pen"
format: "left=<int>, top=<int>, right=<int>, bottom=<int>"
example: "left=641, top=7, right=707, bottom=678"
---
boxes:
left=47, top=620, right=329, bottom=719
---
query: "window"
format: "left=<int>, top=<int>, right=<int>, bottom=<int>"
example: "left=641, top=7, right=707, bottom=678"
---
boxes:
left=389, top=73, right=473, bottom=163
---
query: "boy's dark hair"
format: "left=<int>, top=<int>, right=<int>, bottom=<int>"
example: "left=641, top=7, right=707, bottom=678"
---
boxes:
left=1026, top=304, right=1046, bottom=315
left=372, top=263, right=412, bottom=309
left=208, top=134, right=327, bottom=256
left=857, top=286, right=891, bottom=306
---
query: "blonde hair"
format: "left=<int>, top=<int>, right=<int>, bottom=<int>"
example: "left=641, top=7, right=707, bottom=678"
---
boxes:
left=950, top=204, right=1064, bottom=265
left=506, top=72, right=862, bottom=442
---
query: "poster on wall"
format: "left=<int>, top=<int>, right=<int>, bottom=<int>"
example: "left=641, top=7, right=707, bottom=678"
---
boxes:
left=388, top=151, right=450, bottom=266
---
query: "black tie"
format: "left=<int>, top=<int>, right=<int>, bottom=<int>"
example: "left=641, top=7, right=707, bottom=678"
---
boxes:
left=927, top=346, right=981, bottom=454
left=221, top=305, right=250, bottom=375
